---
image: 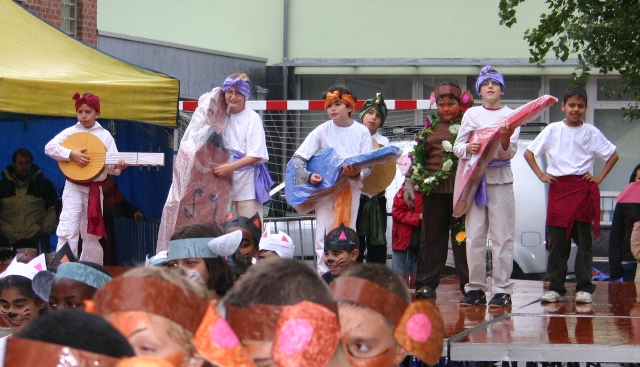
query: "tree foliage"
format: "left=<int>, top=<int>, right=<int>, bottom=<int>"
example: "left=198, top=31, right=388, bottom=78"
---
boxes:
left=498, top=0, right=640, bottom=118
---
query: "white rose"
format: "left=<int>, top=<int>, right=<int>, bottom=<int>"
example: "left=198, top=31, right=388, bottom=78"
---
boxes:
left=449, top=124, right=460, bottom=134
left=442, top=140, right=453, bottom=152
left=424, top=177, right=436, bottom=184
left=442, top=159, right=453, bottom=172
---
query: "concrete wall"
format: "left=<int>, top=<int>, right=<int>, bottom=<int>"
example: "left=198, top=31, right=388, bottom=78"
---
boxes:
left=98, top=34, right=267, bottom=100
left=97, top=0, right=284, bottom=64
left=97, top=0, right=554, bottom=70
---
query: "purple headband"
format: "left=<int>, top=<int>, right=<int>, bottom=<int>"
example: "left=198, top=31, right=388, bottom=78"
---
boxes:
left=222, top=75, right=251, bottom=99
left=475, top=65, right=506, bottom=94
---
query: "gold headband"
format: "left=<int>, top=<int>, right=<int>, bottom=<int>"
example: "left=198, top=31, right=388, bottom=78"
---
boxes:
left=92, top=276, right=209, bottom=334
left=331, top=276, right=408, bottom=325
left=5, top=337, right=121, bottom=366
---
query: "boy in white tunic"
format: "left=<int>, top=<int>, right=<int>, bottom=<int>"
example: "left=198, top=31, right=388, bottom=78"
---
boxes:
left=525, top=86, right=618, bottom=304
left=45, top=93, right=126, bottom=264
left=291, top=86, right=372, bottom=273
left=453, top=66, right=519, bottom=307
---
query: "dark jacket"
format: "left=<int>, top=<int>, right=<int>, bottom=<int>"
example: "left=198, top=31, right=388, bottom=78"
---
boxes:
left=609, top=202, right=640, bottom=280
left=0, top=164, right=58, bottom=245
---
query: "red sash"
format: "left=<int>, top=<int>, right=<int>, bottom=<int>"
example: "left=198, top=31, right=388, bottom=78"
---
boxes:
left=67, top=178, right=107, bottom=238
left=547, top=175, right=600, bottom=240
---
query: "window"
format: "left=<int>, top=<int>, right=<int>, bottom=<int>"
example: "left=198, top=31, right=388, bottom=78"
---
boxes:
left=61, top=0, right=77, bottom=37
left=591, top=77, right=638, bottom=192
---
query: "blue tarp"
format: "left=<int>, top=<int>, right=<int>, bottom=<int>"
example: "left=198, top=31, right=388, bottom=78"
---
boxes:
left=0, top=115, right=173, bottom=222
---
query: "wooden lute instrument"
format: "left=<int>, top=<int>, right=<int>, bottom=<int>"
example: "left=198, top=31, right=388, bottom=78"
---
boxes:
left=58, top=132, right=164, bottom=182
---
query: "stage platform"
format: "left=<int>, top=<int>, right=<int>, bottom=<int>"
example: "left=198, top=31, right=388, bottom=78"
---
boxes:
left=429, top=278, right=640, bottom=364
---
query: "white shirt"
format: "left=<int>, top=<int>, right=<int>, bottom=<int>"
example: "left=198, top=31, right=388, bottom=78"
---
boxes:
left=222, top=107, right=269, bottom=201
left=44, top=121, right=120, bottom=181
left=372, top=131, right=389, bottom=147
left=527, top=120, right=616, bottom=176
left=454, top=105, right=519, bottom=184
left=295, top=120, right=373, bottom=179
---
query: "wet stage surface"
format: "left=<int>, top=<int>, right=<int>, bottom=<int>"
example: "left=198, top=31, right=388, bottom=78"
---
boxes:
left=426, top=278, right=640, bottom=362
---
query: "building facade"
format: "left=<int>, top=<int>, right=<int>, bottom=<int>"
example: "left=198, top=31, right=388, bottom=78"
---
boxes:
left=91, top=1, right=640, bottom=193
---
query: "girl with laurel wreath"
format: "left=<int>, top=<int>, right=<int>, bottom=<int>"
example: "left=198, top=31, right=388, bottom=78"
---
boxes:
left=404, top=82, right=474, bottom=299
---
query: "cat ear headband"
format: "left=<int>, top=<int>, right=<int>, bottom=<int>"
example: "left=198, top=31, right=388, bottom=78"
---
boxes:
left=259, top=227, right=295, bottom=258
left=225, top=301, right=341, bottom=367
left=331, top=276, right=444, bottom=365
left=88, top=276, right=256, bottom=367
left=0, top=253, right=46, bottom=280
left=167, top=230, right=242, bottom=260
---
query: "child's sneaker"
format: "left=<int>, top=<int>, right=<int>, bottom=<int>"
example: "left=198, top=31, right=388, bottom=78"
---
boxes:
left=540, top=290, right=563, bottom=303
left=574, top=291, right=593, bottom=304
left=488, top=293, right=512, bottom=308
left=460, top=290, right=486, bottom=306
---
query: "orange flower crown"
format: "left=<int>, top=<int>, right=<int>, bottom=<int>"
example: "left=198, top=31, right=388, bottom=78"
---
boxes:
left=323, top=91, right=356, bottom=110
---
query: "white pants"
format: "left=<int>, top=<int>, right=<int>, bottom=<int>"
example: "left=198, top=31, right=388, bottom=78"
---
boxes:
left=234, top=199, right=263, bottom=227
left=56, top=181, right=104, bottom=264
left=464, top=183, right=515, bottom=294
left=314, top=180, right=362, bottom=274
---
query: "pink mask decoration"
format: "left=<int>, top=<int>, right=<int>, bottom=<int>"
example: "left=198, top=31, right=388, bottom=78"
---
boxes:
left=397, top=155, right=412, bottom=176
left=272, top=301, right=341, bottom=367
left=338, top=231, right=347, bottom=240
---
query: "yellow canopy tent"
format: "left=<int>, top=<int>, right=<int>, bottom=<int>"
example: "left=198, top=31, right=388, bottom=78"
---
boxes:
left=0, top=0, right=179, bottom=127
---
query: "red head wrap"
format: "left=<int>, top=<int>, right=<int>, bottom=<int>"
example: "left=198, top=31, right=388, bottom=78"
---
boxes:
left=73, top=92, right=101, bottom=113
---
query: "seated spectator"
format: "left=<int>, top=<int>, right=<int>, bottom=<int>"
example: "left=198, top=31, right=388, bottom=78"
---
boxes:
left=0, top=148, right=58, bottom=253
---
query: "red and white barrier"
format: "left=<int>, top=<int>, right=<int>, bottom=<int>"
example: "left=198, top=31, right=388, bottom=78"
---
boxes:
left=178, top=100, right=433, bottom=111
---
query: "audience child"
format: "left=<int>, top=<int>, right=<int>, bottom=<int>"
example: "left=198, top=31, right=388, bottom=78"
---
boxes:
left=91, top=266, right=254, bottom=367
left=0, top=253, right=48, bottom=353
left=216, top=73, right=272, bottom=224
left=222, top=257, right=349, bottom=367
left=608, top=163, right=640, bottom=282
left=453, top=66, right=519, bottom=307
left=291, top=85, right=372, bottom=273
left=222, top=212, right=262, bottom=266
left=525, top=86, right=618, bottom=304
left=356, top=93, right=391, bottom=264
left=32, top=260, right=112, bottom=311
left=167, top=221, right=240, bottom=300
left=391, top=185, right=422, bottom=284
left=5, top=309, right=135, bottom=366
left=406, top=82, right=473, bottom=299
left=257, top=227, right=294, bottom=260
left=330, top=263, right=444, bottom=367
left=45, top=92, right=127, bottom=264
left=322, top=223, right=360, bottom=285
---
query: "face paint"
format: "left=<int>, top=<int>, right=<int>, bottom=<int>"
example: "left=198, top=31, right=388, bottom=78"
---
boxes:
left=0, top=287, right=42, bottom=334
left=185, top=269, right=206, bottom=287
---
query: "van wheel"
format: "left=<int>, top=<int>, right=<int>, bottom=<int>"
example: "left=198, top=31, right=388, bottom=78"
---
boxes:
left=511, top=262, right=526, bottom=280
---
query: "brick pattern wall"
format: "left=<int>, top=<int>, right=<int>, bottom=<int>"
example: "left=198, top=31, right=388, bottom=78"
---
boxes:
left=19, top=0, right=97, bottom=46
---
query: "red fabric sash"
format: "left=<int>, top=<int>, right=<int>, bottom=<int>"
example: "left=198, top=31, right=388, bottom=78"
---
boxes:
left=67, top=178, right=107, bottom=238
left=547, top=175, right=600, bottom=240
